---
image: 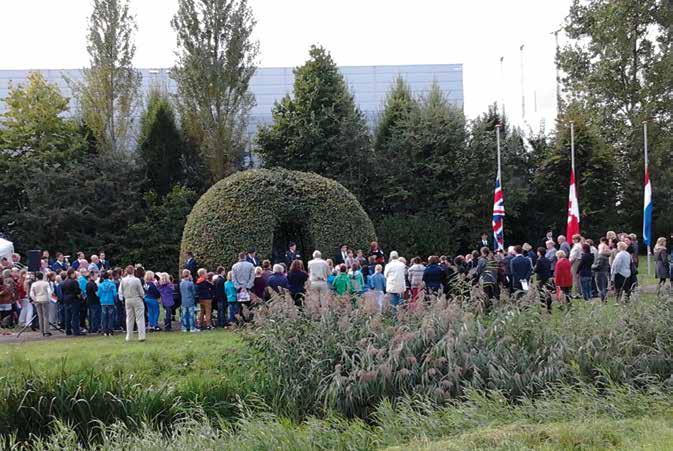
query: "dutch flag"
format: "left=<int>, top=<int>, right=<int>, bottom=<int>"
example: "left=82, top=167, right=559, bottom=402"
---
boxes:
left=643, top=169, right=652, bottom=247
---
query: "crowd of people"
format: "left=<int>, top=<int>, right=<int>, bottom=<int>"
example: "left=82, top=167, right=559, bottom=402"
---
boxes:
left=0, top=231, right=665, bottom=341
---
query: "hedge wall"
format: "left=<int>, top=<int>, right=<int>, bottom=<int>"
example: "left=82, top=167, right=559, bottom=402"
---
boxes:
left=180, top=169, right=377, bottom=270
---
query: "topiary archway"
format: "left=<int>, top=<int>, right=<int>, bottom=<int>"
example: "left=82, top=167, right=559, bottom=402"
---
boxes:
left=180, top=168, right=377, bottom=269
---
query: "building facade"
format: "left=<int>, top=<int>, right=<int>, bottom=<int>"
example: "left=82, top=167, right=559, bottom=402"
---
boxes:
left=0, top=64, right=462, bottom=133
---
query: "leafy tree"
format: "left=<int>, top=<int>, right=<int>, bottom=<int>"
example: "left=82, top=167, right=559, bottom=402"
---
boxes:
left=255, top=45, right=372, bottom=200
left=367, top=77, right=419, bottom=216
left=125, top=186, right=197, bottom=272
left=373, top=82, right=469, bottom=255
left=137, top=89, right=189, bottom=196
left=374, top=77, right=419, bottom=152
left=171, top=0, right=258, bottom=181
left=0, top=152, right=145, bottom=259
left=70, top=0, right=142, bottom=154
left=0, top=72, right=83, bottom=157
left=558, top=0, right=673, bottom=233
left=464, top=106, right=536, bottom=248
left=531, top=107, right=617, bottom=241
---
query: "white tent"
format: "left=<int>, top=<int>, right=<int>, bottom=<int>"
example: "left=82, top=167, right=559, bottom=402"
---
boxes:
left=0, top=238, right=14, bottom=260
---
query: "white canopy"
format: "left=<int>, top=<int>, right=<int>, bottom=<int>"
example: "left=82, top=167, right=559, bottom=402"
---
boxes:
left=0, top=238, right=14, bottom=260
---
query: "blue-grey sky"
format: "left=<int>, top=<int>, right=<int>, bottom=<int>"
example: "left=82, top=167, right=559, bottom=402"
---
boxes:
left=1, top=0, right=572, bottom=128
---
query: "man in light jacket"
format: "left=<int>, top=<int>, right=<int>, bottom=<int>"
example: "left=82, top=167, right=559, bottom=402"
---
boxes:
left=611, top=241, right=632, bottom=303
left=568, top=234, right=583, bottom=297
left=232, top=252, right=255, bottom=293
left=384, top=251, right=407, bottom=311
left=119, top=265, right=146, bottom=342
left=308, top=250, right=330, bottom=307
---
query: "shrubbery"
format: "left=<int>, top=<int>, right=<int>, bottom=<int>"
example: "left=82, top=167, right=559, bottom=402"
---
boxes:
left=180, top=168, right=377, bottom=269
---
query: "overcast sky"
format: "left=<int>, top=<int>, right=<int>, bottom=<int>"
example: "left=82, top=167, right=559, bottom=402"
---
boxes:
left=1, top=0, right=571, bottom=129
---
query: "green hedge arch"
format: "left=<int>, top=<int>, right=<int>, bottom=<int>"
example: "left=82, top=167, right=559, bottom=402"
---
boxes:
left=180, top=168, right=377, bottom=270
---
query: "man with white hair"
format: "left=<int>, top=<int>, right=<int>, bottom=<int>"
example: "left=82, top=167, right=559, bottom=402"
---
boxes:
left=558, top=235, right=571, bottom=256
left=545, top=240, right=558, bottom=271
left=384, top=251, right=406, bottom=311
left=88, top=255, right=101, bottom=272
left=308, top=250, right=330, bottom=306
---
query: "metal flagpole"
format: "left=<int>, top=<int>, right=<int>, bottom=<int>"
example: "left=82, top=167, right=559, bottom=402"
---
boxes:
left=644, top=120, right=651, bottom=276
left=493, top=122, right=504, bottom=252
left=570, top=121, right=575, bottom=172
left=499, top=56, right=506, bottom=117
left=496, top=124, right=502, bottom=179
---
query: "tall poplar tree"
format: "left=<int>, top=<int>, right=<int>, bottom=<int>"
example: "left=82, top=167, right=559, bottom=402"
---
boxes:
left=71, top=0, right=142, bottom=154
left=171, top=0, right=258, bottom=182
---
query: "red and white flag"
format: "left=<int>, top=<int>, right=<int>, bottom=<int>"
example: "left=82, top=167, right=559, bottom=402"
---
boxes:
left=566, top=169, right=580, bottom=238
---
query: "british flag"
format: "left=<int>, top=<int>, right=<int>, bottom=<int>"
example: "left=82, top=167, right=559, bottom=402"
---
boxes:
left=492, top=174, right=505, bottom=251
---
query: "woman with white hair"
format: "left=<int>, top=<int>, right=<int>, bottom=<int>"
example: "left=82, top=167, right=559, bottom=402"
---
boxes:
left=384, top=251, right=406, bottom=311
left=611, top=241, right=632, bottom=302
left=267, top=264, right=289, bottom=295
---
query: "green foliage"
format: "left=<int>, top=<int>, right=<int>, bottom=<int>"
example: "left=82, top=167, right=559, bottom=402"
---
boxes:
left=3, top=293, right=673, bottom=448
left=137, top=90, right=190, bottom=196
left=70, top=0, right=142, bottom=154
left=181, top=168, right=377, bottom=270
left=532, top=107, right=618, bottom=239
left=375, top=214, right=458, bottom=258
left=255, top=46, right=372, bottom=200
left=0, top=72, right=84, bottom=157
left=9, top=386, right=673, bottom=450
left=0, top=331, right=246, bottom=446
left=464, top=106, right=538, bottom=246
left=0, top=151, right=145, bottom=258
left=124, top=186, right=198, bottom=272
left=559, top=0, right=673, bottom=236
left=171, top=0, right=258, bottom=181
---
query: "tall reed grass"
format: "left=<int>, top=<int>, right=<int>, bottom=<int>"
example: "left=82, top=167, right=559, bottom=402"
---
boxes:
left=248, top=289, right=673, bottom=418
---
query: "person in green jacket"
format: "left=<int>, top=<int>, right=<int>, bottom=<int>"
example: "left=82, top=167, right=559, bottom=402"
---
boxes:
left=332, top=264, right=353, bottom=296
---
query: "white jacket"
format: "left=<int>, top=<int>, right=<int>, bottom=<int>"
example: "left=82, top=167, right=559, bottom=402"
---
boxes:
left=384, top=260, right=407, bottom=294
left=30, top=280, right=52, bottom=304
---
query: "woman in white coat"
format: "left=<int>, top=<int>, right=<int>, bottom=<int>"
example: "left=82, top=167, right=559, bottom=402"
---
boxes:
left=29, top=272, right=52, bottom=336
left=384, top=251, right=407, bottom=311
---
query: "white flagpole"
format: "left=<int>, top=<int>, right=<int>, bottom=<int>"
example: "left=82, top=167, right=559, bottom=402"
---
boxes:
left=644, top=120, right=651, bottom=277
left=496, top=123, right=502, bottom=179
left=570, top=121, right=575, bottom=172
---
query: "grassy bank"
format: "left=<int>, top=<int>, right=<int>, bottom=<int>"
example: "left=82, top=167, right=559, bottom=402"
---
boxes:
left=0, top=330, right=248, bottom=445
left=3, top=289, right=673, bottom=449
left=9, top=385, right=673, bottom=450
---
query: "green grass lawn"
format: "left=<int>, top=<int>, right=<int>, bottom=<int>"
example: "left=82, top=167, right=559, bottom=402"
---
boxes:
left=1, top=329, right=242, bottom=377
left=393, top=417, right=673, bottom=451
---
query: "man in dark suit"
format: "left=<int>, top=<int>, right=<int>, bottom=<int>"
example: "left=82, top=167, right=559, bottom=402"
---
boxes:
left=334, top=244, right=349, bottom=266
left=284, top=242, right=300, bottom=266
left=246, top=247, right=261, bottom=267
left=184, top=252, right=197, bottom=275
left=510, top=245, right=533, bottom=292
left=477, top=233, right=491, bottom=251
left=51, top=253, right=69, bottom=272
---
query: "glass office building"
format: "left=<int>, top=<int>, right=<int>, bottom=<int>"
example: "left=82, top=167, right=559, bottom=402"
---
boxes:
left=0, top=64, right=463, bottom=139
